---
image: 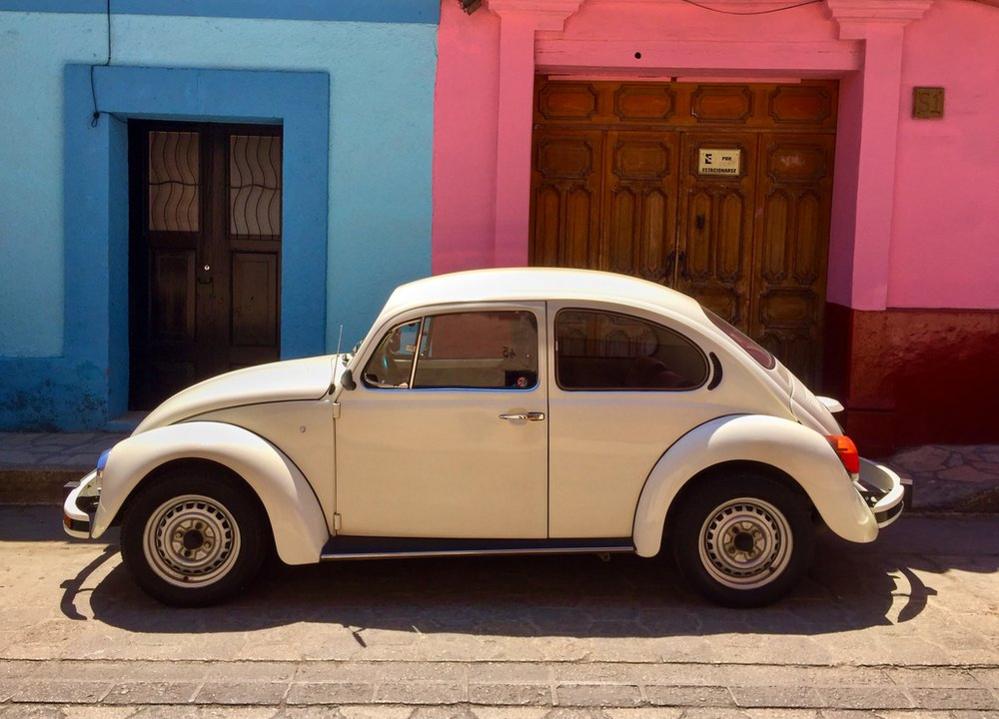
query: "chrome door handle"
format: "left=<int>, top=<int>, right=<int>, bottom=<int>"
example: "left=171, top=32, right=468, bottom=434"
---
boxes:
left=499, top=412, right=545, bottom=422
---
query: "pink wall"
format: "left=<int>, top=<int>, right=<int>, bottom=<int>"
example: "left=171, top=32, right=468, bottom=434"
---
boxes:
left=432, top=0, right=999, bottom=310
left=432, top=3, right=501, bottom=272
left=888, top=0, right=999, bottom=309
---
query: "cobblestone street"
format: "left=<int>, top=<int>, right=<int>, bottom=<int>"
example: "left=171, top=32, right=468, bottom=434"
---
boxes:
left=0, top=507, right=996, bottom=717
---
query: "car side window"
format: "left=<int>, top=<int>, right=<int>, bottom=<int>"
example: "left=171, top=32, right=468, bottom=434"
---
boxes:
left=555, top=309, right=708, bottom=391
left=412, top=311, right=539, bottom=390
left=362, top=320, right=422, bottom=388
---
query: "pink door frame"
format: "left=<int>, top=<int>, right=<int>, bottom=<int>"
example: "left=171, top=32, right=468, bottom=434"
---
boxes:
left=480, top=0, right=934, bottom=312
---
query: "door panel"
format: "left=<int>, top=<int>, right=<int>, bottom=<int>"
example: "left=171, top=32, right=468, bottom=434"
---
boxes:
left=129, top=122, right=282, bottom=409
left=335, top=303, right=549, bottom=539
left=750, top=133, right=834, bottom=384
left=530, top=129, right=604, bottom=268
left=675, top=133, right=757, bottom=331
left=602, top=131, right=679, bottom=283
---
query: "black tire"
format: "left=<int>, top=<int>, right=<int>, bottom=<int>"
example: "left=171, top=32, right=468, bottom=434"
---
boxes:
left=120, top=466, right=268, bottom=607
left=670, top=472, right=814, bottom=607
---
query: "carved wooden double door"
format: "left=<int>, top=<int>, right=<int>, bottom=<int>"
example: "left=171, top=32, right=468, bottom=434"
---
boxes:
left=530, top=79, right=837, bottom=385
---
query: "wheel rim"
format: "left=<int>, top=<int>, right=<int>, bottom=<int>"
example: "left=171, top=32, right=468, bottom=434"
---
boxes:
left=142, top=494, right=241, bottom=588
left=697, top=497, right=793, bottom=590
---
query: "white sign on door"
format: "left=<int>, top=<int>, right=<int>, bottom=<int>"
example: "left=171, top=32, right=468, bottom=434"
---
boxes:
left=698, top=148, right=741, bottom=176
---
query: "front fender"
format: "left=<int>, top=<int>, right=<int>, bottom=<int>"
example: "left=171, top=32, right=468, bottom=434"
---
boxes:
left=632, top=414, right=877, bottom=557
left=93, top=422, right=329, bottom=565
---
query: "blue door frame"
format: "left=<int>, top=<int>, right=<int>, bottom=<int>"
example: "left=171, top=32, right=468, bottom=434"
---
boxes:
left=0, top=65, right=329, bottom=429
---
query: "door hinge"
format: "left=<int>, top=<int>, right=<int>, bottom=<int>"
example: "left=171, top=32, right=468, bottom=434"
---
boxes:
left=333, top=513, right=342, bottom=531
left=332, top=402, right=341, bottom=419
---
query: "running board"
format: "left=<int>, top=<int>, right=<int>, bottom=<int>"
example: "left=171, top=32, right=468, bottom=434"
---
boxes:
left=320, top=536, right=634, bottom=561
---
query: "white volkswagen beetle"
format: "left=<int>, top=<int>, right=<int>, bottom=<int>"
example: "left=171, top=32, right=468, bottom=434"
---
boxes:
left=64, top=268, right=905, bottom=607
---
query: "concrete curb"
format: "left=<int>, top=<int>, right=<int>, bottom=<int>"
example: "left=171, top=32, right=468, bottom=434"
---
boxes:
left=0, top=468, right=84, bottom=505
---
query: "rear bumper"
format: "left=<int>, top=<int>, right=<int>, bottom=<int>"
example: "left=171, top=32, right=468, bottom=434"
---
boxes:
left=856, top=458, right=907, bottom=529
left=63, top=470, right=99, bottom=539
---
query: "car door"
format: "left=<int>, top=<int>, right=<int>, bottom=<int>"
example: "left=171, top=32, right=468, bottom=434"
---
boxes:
left=335, top=302, right=549, bottom=539
left=547, top=302, right=735, bottom=538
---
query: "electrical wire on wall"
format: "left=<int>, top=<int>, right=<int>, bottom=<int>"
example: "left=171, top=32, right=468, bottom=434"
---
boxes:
left=89, top=0, right=112, bottom=127
left=676, top=0, right=821, bottom=15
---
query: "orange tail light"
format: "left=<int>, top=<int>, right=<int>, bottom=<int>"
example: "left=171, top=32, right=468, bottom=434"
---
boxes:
left=826, top=434, right=860, bottom=475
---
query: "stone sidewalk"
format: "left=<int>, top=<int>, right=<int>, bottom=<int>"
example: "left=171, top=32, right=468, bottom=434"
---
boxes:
left=0, top=431, right=998, bottom=511
left=0, top=659, right=996, bottom=712
left=0, top=432, right=128, bottom=504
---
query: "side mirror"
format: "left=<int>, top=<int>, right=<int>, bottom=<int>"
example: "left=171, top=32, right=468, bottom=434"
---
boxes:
left=340, top=369, right=356, bottom=391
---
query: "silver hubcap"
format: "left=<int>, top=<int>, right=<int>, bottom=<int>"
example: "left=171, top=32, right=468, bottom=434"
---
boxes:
left=698, top=497, right=793, bottom=590
left=143, top=494, right=240, bottom=588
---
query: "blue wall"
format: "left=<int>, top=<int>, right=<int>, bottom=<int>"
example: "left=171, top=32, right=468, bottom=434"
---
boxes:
left=0, top=7, right=436, bottom=429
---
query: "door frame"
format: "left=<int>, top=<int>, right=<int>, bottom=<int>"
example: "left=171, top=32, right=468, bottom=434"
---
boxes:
left=60, top=65, right=328, bottom=424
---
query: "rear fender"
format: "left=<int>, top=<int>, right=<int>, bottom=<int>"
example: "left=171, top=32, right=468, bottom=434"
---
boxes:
left=93, top=421, right=329, bottom=565
left=632, top=414, right=877, bottom=557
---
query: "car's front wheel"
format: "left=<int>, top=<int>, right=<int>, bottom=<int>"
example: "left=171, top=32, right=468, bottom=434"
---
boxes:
left=671, top=472, right=814, bottom=607
left=120, top=467, right=268, bottom=607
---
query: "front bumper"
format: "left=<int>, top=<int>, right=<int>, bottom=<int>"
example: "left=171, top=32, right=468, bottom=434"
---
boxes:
left=63, top=470, right=100, bottom=539
left=856, top=458, right=909, bottom=529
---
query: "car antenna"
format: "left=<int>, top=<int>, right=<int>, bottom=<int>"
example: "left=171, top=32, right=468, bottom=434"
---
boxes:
left=329, top=324, right=345, bottom=395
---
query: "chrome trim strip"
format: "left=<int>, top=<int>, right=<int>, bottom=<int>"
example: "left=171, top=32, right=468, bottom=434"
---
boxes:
left=321, top=545, right=634, bottom=561
left=408, top=317, right=425, bottom=389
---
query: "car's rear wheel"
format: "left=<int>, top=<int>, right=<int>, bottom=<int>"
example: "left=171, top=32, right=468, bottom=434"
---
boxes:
left=120, top=467, right=268, bottom=607
left=671, top=472, right=814, bottom=607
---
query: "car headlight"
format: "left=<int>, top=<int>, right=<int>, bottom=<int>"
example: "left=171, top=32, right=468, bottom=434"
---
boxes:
left=94, top=448, right=111, bottom=491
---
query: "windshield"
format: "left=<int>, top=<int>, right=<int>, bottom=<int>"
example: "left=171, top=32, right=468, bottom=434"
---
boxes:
left=704, top=309, right=776, bottom=370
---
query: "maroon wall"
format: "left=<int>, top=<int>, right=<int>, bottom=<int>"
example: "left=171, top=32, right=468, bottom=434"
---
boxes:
left=823, top=303, right=999, bottom=457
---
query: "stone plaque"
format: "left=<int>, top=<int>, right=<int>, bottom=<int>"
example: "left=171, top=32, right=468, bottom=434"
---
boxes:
left=913, top=87, right=944, bottom=119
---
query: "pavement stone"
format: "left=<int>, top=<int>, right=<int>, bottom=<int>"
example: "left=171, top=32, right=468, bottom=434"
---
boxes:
left=468, top=684, right=552, bottom=706
left=815, top=686, right=914, bottom=709
left=907, top=688, right=999, bottom=711
left=102, top=681, right=201, bottom=704
left=972, top=669, right=999, bottom=687
left=195, top=681, right=290, bottom=705
left=285, top=682, right=375, bottom=705
left=728, top=686, right=824, bottom=708
left=373, top=682, right=467, bottom=705
left=554, top=684, right=643, bottom=707
left=887, top=667, right=982, bottom=688
left=9, top=680, right=114, bottom=704
left=644, top=685, right=734, bottom=707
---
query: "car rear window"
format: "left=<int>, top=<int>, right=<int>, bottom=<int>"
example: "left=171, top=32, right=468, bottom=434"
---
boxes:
left=704, top=309, right=776, bottom=370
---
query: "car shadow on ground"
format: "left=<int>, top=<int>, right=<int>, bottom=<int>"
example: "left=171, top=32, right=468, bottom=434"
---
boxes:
left=57, top=523, right=997, bottom=639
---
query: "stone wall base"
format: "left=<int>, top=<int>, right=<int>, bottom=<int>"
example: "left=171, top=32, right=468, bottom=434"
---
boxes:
left=823, top=303, right=999, bottom=456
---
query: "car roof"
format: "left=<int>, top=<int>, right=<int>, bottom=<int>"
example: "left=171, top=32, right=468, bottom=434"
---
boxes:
left=381, top=267, right=710, bottom=326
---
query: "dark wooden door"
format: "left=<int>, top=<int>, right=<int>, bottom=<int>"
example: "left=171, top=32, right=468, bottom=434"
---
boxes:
left=529, top=78, right=836, bottom=385
left=129, top=121, right=283, bottom=409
